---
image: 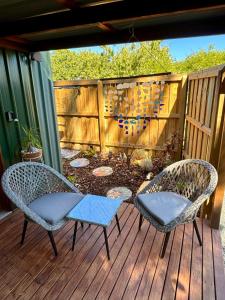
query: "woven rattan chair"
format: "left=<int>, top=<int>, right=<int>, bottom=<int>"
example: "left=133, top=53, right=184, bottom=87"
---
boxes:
left=135, top=159, right=218, bottom=258
left=1, top=162, right=82, bottom=256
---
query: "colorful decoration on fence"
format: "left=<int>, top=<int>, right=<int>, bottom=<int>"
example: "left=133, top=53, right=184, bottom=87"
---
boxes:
left=104, top=80, right=166, bottom=135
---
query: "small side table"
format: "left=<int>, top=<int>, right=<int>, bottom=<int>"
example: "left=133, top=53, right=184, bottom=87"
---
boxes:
left=67, top=194, right=123, bottom=259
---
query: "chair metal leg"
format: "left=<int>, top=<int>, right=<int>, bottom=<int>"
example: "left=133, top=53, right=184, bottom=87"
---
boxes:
left=103, top=227, right=110, bottom=260
left=72, top=221, right=78, bottom=251
left=139, top=214, right=143, bottom=230
left=115, top=214, right=121, bottom=234
left=193, top=220, right=202, bottom=246
left=160, top=232, right=171, bottom=258
left=47, top=231, right=58, bottom=256
left=21, top=219, right=28, bottom=245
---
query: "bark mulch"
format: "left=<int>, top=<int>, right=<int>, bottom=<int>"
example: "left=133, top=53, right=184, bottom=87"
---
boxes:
left=63, top=152, right=147, bottom=202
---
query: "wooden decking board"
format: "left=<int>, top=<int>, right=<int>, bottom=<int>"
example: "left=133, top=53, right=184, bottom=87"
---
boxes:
left=28, top=216, right=103, bottom=300
left=95, top=214, right=140, bottom=300
left=135, top=230, right=164, bottom=300
left=175, top=223, right=193, bottom=300
left=122, top=225, right=157, bottom=300
left=202, top=219, right=215, bottom=300
left=189, top=219, right=203, bottom=300
left=8, top=221, right=78, bottom=299
left=43, top=204, right=129, bottom=300
left=162, top=225, right=185, bottom=300
left=82, top=207, right=138, bottom=300
left=148, top=230, right=175, bottom=300
left=57, top=204, right=133, bottom=300
left=108, top=222, right=150, bottom=299
left=211, top=229, right=225, bottom=300
left=66, top=205, right=135, bottom=300
left=0, top=204, right=224, bottom=300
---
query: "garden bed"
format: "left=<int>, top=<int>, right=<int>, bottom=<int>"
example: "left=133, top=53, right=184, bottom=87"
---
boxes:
left=63, top=152, right=147, bottom=202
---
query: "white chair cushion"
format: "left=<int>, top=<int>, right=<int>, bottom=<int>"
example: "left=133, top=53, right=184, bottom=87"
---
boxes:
left=28, top=192, right=84, bottom=225
left=137, top=191, right=192, bottom=225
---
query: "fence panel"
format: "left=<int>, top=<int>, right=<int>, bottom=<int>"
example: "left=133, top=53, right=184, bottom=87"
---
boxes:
left=54, top=74, right=186, bottom=157
left=183, top=65, right=225, bottom=226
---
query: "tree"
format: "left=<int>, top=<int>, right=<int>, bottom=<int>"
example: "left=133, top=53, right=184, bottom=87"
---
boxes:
left=50, top=41, right=173, bottom=80
left=50, top=42, right=225, bottom=80
left=173, top=45, right=225, bottom=73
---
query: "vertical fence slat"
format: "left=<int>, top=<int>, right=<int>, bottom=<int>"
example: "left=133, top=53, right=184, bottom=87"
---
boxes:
left=97, top=80, right=106, bottom=152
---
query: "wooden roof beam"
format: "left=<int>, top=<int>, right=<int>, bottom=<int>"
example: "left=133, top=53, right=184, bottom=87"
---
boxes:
left=30, top=14, right=225, bottom=51
left=97, top=22, right=117, bottom=33
left=1, top=1, right=225, bottom=38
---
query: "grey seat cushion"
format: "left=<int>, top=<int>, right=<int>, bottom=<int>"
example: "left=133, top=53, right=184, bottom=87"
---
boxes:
left=137, top=191, right=192, bottom=225
left=28, top=192, right=84, bottom=225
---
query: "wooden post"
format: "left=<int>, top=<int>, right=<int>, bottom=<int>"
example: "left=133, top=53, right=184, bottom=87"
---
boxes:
left=97, top=80, right=106, bottom=152
left=210, top=94, right=225, bottom=228
left=178, top=75, right=187, bottom=159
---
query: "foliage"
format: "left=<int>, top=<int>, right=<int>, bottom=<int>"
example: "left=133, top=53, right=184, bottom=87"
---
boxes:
left=21, top=127, right=41, bottom=152
left=51, top=41, right=173, bottom=80
left=82, top=146, right=96, bottom=158
left=173, top=45, right=225, bottom=73
left=152, top=133, right=182, bottom=174
left=51, top=42, right=225, bottom=80
left=67, top=175, right=77, bottom=184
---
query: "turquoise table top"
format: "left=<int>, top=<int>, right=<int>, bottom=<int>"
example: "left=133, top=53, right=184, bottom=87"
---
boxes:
left=67, top=194, right=123, bottom=227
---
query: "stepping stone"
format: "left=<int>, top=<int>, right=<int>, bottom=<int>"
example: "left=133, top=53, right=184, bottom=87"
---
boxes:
left=92, top=166, right=113, bottom=177
left=107, top=187, right=132, bottom=201
left=70, top=158, right=90, bottom=168
left=61, top=149, right=80, bottom=160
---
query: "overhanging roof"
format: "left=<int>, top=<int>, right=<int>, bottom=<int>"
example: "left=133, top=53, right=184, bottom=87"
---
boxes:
left=1, top=0, right=225, bottom=52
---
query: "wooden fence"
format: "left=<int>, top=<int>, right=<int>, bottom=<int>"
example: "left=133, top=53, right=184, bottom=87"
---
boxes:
left=54, top=66, right=225, bottom=228
left=54, top=74, right=187, bottom=157
left=183, top=64, right=225, bottom=227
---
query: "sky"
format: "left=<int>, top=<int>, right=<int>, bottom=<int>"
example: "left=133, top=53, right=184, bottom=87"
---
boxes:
left=71, top=34, right=225, bottom=61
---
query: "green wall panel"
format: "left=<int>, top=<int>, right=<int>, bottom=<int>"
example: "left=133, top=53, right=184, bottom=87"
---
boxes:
left=0, top=49, right=61, bottom=172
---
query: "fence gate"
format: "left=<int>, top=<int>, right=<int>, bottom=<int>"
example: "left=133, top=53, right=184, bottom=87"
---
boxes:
left=183, top=64, right=225, bottom=228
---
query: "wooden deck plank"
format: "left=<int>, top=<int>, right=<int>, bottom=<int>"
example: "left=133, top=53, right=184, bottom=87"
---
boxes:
left=95, top=214, right=140, bottom=299
left=82, top=206, right=138, bottom=300
left=68, top=205, right=136, bottom=300
left=56, top=204, right=134, bottom=300
left=148, top=230, right=175, bottom=300
left=135, top=230, right=164, bottom=300
left=0, top=207, right=223, bottom=300
left=175, top=223, right=193, bottom=300
left=6, top=221, right=77, bottom=299
left=202, top=219, right=215, bottom=300
left=212, top=229, right=225, bottom=300
left=162, top=225, right=184, bottom=300
left=108, top=222, right=150, bottom=299
left=122, top=225, right=156, bottom=299
left=29, top=204, right=128, bottom=300
left=189, top=219, right=203, bottom=300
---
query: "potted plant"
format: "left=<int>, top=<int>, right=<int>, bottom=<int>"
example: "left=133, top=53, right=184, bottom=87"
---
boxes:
left=21, top=127, right=42, bottom=161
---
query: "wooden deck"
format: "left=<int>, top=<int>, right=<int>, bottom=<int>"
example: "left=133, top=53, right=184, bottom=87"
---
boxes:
left=0, top=203, right=224, bottom=300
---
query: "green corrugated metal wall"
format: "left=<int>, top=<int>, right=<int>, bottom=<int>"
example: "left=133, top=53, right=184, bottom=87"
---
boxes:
left=0, top=49, right=61, bottom=172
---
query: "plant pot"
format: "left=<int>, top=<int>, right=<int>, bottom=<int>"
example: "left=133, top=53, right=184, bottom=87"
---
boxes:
left=21, top=149, right=42, bottom=162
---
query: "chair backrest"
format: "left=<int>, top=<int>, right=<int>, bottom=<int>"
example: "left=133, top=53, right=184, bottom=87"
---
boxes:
left=1, top=162, right=62, bottom=206
left=158, top=159, right=218, bottom=202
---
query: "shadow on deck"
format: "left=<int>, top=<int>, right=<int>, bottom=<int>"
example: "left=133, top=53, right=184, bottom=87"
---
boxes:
left=0, top=203, right=224, bottom=299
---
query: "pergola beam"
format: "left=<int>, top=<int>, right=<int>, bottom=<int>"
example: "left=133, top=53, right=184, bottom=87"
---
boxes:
left=30, top=15, right=225, bottom=51
left=1, top=1, right=225, bottom=38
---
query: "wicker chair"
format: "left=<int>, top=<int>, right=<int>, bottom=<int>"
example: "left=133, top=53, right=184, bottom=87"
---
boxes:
left=1, top=162, right=81, bottom=256
left=135, top=159, right=218, bottom=258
